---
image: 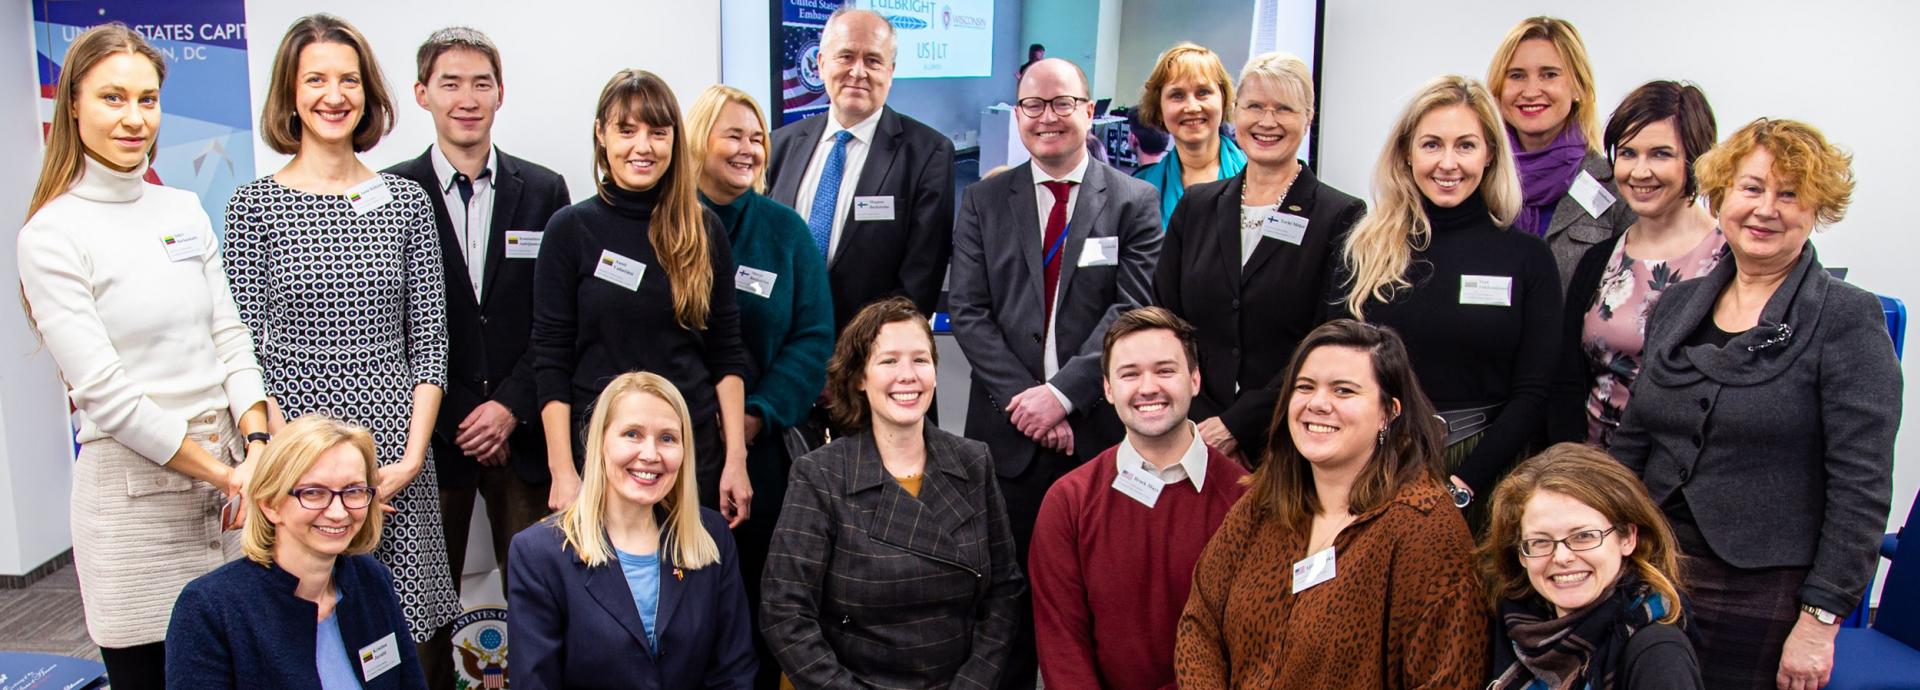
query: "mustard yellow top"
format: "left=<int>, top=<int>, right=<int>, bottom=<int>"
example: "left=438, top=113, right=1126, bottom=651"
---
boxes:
left=894, top=473, right=924, bottom=497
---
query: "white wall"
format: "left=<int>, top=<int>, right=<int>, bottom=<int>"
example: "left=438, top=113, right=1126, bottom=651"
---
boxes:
left=0, top=1, right=81, bottom=577
left=1317, top=0, right=1920, bottom=601
left=1114, top=0, right=1254, bottom=108
left=243, top=1, right=722, bottom=199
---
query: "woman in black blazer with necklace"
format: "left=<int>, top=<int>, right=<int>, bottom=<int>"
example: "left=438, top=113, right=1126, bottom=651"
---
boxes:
left=760, top=298, right=1023, bottom=689
left=1154, top=52, right=1364, bottom=467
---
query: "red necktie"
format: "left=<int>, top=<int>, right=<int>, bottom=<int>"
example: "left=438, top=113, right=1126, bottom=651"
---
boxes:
left=1040, top=180, right=1077, bottom=325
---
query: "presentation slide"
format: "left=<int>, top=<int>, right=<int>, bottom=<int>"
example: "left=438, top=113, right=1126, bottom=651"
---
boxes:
left=856, top=0, right=994, bottom=79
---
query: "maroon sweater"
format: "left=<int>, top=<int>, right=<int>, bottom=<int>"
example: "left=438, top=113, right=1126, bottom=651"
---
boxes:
left=1029, top=443, right=1248, bottom=690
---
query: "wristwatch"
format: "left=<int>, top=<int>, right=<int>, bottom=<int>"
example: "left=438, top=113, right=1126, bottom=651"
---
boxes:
left=1800, top=603, right=1839, bottom=625
left=246, top=432, right=272, bottom=446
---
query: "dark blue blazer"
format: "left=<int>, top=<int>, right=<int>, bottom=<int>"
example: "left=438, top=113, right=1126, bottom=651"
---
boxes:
left=507, top=507, right=756, bottom=689
left=166, top=554, right=426, bottom=690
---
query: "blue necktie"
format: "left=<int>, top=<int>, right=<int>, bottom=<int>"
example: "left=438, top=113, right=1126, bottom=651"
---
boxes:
left=807, top=130, right=854, bottom=261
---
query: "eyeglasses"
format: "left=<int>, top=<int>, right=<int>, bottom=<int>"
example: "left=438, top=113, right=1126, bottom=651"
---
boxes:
left=1239, top=102, right=1299, bottom=124
left=1517, top=526, right=1619, bottom=558
left=1016, top=96, right=1090, bottom=118
left=288, top=485, right=376, bottom=511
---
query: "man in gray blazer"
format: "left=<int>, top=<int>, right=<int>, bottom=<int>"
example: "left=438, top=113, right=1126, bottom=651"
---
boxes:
left=948, top=57, right=1161, bottom=689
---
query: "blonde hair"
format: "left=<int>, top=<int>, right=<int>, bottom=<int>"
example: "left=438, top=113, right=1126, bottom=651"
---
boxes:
left=1237, top=52, right=1315, bottom=122
left=1137, top=42, right=1236, bottom=132
left=1479, top=443, right=1685, bottom=624
left=685, top=85, right=770, bottom=195
left=242, top=416, right=383, bottom=566
left=591, top=69, right=714, bottom=330
left=1340, top=75, right=1522, bottom=318
left=1695, top=118, right=1854, bottom=227
left=1486, top=16, right=1599, bottom=151
left=29, top=23, right=167, bottom=220
left=554, top=372, right=720, bottom=570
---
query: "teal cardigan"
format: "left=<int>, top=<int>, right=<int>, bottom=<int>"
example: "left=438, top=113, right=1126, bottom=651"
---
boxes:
left=700, top=190, right=833, bottom=436
left=1131, top=134, right=1246, bottom=225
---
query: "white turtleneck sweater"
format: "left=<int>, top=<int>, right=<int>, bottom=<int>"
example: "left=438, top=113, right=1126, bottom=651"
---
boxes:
left=17, top=156, right=267, bottom=463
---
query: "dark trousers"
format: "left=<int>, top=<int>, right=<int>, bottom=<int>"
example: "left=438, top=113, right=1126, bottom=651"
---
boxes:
left=418, top=625, right=454, bottom=690
left=995, top=448, right=1078, bottom=690
left=439, top=463, right=551, bottom=591
left=100, top=641, right=165, bottom=689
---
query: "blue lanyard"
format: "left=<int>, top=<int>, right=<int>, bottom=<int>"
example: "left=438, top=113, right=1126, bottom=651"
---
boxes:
left=1042, top=223, right=1071, bottom=268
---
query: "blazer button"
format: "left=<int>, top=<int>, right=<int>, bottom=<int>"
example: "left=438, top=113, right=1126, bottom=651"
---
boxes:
left=839, top=615, right=851, bottom=625
left=1031, top=333, right=1043, bottom=344
left=1697, top=397, right=1710, bottom=411
left=482, top=379, right=491, bottom=391
left=480, top=315, right=489, bottom=326
left=1678, top=467, right=1692, bottom=482
left=1230, top=347, right=1240, bottom=357
left=1231, top=299, right=1241, bottom=310
left=1690, top=434, right=1702, bottom=448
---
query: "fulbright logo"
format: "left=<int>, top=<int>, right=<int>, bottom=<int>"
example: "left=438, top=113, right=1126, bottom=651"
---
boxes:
left=882, top=14, right=928, bottom=30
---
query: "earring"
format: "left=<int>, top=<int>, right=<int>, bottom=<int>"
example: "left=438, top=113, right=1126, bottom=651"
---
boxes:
left=1377, top=427, right=1387, bottom=446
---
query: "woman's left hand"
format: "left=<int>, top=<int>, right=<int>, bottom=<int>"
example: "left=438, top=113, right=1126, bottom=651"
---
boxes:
left=1776, top=612, right=1837, bottom=690
left=719, top=453, right=753, bottom=528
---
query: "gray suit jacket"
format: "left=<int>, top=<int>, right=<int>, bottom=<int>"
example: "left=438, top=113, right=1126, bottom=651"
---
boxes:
left=1543, top=151, right=1635, bottom=291
left=760, top=425, right=1023, bottom=689
left=948, top=160, right=1162, bottom=478
left=1610, top=245, right=1901, bottom=614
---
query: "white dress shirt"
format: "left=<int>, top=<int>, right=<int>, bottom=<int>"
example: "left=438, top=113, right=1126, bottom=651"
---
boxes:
left=794, top=107, right=884, bottom=262
left=1032, top=155, right=1090, bottom=413
left=1114, top=423, right=1211, bottom=492
left=17, top=156, right=268, bottom=462
left=431, top=144, right=497, bottom=301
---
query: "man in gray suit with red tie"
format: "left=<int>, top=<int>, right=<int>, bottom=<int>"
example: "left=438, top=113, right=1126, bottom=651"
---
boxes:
left=948, top=57, right=1162, bottom=688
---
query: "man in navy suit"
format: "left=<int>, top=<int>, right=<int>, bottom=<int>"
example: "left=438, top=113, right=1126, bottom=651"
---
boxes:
left=765, top=7, right=954, bottom=330
left=384, top=31, right=571, bottom=688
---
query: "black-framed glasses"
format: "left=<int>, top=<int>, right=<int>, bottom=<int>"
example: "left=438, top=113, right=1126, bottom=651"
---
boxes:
left=1016, top=96, right=1090, bottom=118
left=288, top=485, right=376, bottom=511
left=1517, top=526, right=1619, bottom=558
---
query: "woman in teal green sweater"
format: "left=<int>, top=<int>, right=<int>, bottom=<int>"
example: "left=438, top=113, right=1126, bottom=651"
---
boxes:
left=1132, top=42, right=1249, bottom=225
left=688, top=84, right=834, bottom=688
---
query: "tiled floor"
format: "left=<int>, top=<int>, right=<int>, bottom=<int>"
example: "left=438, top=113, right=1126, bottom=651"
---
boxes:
left=0, top=564, right=99, bottom=661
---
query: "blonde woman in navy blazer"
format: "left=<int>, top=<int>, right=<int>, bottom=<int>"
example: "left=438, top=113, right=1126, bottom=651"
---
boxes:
left=507, top=372, right=755, bottom=689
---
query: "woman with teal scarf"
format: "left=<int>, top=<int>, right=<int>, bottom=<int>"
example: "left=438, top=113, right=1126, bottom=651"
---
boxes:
left=687, top=84, right=834, bottom=690
left=1132, top=42, right=1248, bottom=225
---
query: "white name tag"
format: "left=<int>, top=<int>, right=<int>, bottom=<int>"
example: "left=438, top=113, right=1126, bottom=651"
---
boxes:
left=853, top=196, right=895, bottom=221
left=1077, top=236, right=1119, bottom=267
left=161, top=229, right=208, bottom=262
left=1111, top=464, right=1164, bottom=508
left=1460, top=275, right=1513, bottom=307
left=359, top=632, right=401, bottom=681
left=345, top=176, right=393, bottom=215
left=734, top=265, right=778, bottom=298
left=504, top=231, right=543, bottom=259
left=1260, top=212, right=1310, bottom=245
left=1291, top=546, right=1338, bottom=593
left=1569, top=171, right=1617, bottom=219
left=594, top=250, right=646, bottom=291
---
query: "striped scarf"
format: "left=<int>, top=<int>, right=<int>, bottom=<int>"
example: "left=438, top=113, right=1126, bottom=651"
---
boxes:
left=1490, top=574, right=1669, bottom=690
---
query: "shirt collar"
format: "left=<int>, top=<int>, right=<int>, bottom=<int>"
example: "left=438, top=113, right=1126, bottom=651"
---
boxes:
left=1032, top=153, right=1091, bottom=188
left=1115, top=422, right=1211, bottom=492
left=823, top=106, right=885, bottom=146
left=430, top=143, right=497, bottom=195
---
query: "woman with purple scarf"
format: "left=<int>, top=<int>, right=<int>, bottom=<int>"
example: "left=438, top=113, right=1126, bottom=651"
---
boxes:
left=1487, top=17, right=1634, bottom=291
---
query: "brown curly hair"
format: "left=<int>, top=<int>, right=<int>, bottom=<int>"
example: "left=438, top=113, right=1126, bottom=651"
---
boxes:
left=824, top=297, right=937, bottom=431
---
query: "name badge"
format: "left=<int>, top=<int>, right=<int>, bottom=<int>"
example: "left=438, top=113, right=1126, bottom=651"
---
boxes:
left=1077, top=236, right=1119, bottom=267
left=1459, top=275, right=1513, bottom=307
left=1569, top=171, right=1617, bottom=219
left=1111, top=464, right=1164, bottom=508
left=1291, top=546, right=1338, bottom=593
left=504, top=231, right=543, bottom=259
left=359, top=632, right=401, bottom=681
left=734, top=265, right=778, bottom=298
left=161, top=229, right=208, bottom=262
left=345, top=176, right=393, bottom=215
left=593, top=250, right=646, bottom=291
left=853, top=196, right=895, bottom=221
left=1260, top=212, right=1310, bottom=245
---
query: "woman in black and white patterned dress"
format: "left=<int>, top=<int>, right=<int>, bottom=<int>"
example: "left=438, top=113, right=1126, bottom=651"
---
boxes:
left=222, top=14, right=460, bottom=679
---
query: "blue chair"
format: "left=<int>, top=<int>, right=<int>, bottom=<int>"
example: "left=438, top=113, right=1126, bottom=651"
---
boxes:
left=1842, top=296, right=1907, bottom=629
left=1828, top=484, right=1920, bottom=688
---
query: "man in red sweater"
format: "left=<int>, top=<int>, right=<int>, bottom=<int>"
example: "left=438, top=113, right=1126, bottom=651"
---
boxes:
left=1028, top=307, right=1250, bottom=690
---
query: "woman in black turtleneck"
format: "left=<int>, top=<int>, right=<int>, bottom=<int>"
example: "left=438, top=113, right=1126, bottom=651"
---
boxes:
left=530, top=69, right=753, bottom=524
left=1332, top=75, right=1561, bottom=528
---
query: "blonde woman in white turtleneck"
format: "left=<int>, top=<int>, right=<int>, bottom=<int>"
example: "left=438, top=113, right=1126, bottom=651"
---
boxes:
left=15, top=25, right=271, bottom=687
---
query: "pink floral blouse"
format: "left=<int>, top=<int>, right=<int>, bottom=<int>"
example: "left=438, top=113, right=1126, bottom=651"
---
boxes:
left=1579, top=227, right=1728, bottom=446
